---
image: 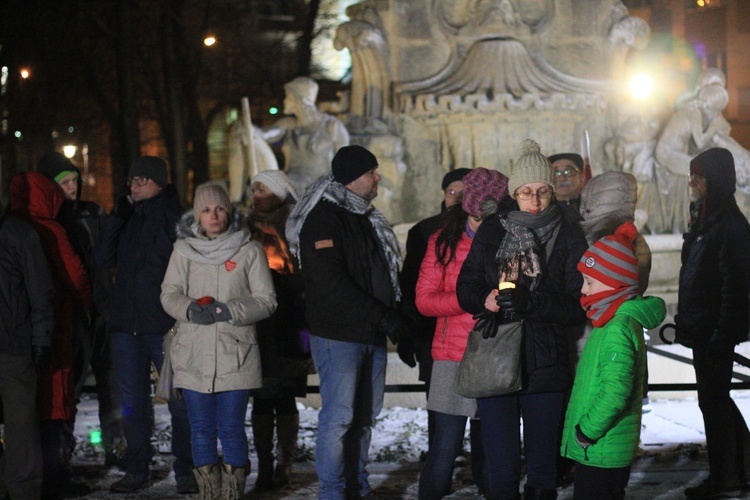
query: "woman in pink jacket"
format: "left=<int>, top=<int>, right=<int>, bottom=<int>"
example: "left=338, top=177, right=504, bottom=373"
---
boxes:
left=416, top=168, right=509, bottom=499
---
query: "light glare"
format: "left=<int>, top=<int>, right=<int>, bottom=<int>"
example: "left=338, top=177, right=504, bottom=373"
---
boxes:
left=629, top=74, right=654, bottom=100
left=204, top=36, right=216, bottom=47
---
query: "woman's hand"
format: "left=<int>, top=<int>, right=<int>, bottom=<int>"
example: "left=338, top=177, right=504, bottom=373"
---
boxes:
left=484, top=290, right=500, bottom=312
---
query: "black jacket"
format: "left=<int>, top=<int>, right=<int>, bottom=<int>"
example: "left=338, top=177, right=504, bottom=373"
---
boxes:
left=94, top=186, right=182, bottom=335
left=456, top=204, right=588, bottom=393
left=299, top=199, right=395, bottom=346
left=0, top=213, right=55, bottom=355
left=675, top=203, right=750, bottom=347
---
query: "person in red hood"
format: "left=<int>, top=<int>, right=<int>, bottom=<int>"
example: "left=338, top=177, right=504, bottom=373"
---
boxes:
left=10, top=171, right=92, bottom=499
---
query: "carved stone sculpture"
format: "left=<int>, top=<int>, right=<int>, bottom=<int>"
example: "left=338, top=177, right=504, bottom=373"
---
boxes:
left=264, top=77, right=350, bottom=193
left=227, top=121, right=279, bottom=203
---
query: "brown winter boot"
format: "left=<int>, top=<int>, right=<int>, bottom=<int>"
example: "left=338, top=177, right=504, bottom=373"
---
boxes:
left=251, top=414, right=275, bottom=490
left=192, top=463, right=221, bottom=500
left=273, top=414, right=299, bottom=488
left=220, top=461, right=248, bottom=500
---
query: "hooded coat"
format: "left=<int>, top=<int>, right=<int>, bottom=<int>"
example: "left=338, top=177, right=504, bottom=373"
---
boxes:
left=675, top=150, right=750, bottom=347
left=561, top=296, right=666, bottom=468
left=10, top=172, right=92, bottom=420
left=160, top=211, right=277, bottom=393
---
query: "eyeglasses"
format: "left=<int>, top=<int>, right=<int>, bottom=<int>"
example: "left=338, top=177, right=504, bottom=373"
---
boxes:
left=444, top=189, right=463, bottom=198
left=515, top=187, right=553, bottom=201
left=127, top=176, right=150, bottom=187
left=689, top=173, right=705, bottom=183
left=554, top=168, right=580, bottom=178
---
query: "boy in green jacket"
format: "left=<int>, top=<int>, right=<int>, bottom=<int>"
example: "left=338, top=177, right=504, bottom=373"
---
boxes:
left=561, top=222, right=666, bottom=499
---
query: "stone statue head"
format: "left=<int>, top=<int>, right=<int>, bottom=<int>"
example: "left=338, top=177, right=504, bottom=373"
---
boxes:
left=284, top=77, right=319, bottom=107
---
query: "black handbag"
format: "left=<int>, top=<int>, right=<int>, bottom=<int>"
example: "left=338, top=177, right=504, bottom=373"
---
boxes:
left=155, top=327, right=183, bottom=402
left=454, top=319, right=523, bottom=398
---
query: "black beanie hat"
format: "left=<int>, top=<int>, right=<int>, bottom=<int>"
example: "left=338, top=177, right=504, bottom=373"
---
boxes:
left=332, top=145, right=378, bottom=186
left=441, top=168, right=473, bottom=190
left=548, top=153, right=584, bottom=172
left=129, top=156, right=168, bottom=187
left=37, top=152, right=77, bottom=183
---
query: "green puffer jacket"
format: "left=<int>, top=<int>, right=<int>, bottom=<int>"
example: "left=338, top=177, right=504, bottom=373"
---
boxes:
left=561, top=295, right=666, bottom=468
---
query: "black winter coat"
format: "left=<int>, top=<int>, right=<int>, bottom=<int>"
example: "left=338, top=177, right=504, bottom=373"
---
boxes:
left=456, top=204, right=588, bottom=393
left=94, top=186, right=182, bottom=335
left=299, top=199, right=395, bottom=346
left=675, top=203, right=750, bottom=347
left=0, top=213, right=55, bottom=355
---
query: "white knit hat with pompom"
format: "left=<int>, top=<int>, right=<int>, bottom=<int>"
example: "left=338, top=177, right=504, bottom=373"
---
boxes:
left=509, top=139, right=555, bottom=195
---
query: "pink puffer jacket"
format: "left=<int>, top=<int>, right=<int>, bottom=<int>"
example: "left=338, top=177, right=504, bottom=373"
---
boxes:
left=415, top=231, right=476, bottom=362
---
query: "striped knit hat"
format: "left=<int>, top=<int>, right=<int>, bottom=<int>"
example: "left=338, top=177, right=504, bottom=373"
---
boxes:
left=578, top=221, right=638, bottom=289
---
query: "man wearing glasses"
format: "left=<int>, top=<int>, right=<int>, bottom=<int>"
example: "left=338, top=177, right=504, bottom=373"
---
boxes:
left=675, top=148, right=750, bottom=499
left=549, top=153, right=584, bottom=213
left=94, top=157, right=197, bottom=494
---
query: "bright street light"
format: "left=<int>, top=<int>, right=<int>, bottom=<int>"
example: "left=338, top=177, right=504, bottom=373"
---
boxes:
left=63, top=144, right=77, bottom=159
left=19, top=68, right=30, bottom=79
left=203, top=35, right=217, bottom=47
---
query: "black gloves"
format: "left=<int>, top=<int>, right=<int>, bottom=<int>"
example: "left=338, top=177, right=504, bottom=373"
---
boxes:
left=113, top=192, right=134, bottom=219
left=472, top=310, right=500, bottom=339
left=496, top=287, right=533, bottom=314
left=397, top=338, right=417, bottom=368
left=211, top=301, right=233, bottom=323
left=378, top=309, right=411, bottom=345
left=187, top=301, right=233, bottom=325
left=187, top=302, right=215, bottom=325
left=32, top=345, right=52, bottom=373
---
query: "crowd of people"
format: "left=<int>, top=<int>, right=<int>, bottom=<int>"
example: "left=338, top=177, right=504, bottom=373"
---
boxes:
left=0, top=138, right=747, bottom=500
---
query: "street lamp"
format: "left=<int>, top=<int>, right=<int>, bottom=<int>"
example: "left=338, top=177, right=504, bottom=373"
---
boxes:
left=62, top=144, right=77, bottom=159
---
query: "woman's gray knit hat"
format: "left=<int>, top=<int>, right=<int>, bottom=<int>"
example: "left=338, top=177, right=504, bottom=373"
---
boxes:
left=509, top=139, right=555, bottom=195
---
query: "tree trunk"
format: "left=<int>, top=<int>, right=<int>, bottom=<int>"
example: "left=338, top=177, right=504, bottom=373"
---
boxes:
left=115, top=0, right=141, bottom=189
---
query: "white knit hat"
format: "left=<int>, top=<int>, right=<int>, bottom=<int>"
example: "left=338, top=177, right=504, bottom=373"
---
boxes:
left=251, top=170, right=299, bottom=203
left=509, top=139, right=555, bottom=195
left=193, top=183, right=231, bottom=220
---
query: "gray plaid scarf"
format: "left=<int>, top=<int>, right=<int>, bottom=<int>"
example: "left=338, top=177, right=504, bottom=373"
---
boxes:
left=286, top=173, right=402, bottom=300
left=495, top=204, right=562, bottom=291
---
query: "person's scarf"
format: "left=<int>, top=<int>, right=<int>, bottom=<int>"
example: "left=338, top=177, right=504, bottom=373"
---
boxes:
left=286, top=173, right=402, bottom=300
left=174, top=210, right=249, bottom=265
left=495, top=204, right=561, bottom=291
left=580, top=285, right=638, bottom=327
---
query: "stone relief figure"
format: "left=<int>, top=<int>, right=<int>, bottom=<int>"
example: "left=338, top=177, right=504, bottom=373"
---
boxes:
left=655, top=73, right=733, bottom=233
left=227, top=120, right=279, bottom=203
left=334, top=19, right=390, bottom=121
left=333, top=2, right=391, bottom=120
left=264, top=77, right=350, bottom=193
left=608, top=14, right=650, bottom=81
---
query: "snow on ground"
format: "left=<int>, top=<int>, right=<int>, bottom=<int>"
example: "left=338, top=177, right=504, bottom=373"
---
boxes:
left=68, top=392, right=750, bottom=498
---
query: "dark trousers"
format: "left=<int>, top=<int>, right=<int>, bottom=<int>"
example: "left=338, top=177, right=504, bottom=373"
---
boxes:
left=477, top=391, right=565, bottom=500
left=0, top=354, right=43, bottom=500
left=418, top=413, right=486, bottom=499
left=111, top=331, right=193, bottom=479
left=72, top=312, right=122, bottom=451
left=574, top=463, right=630, bottom=499
left=693, top=343, right=750, bottom=487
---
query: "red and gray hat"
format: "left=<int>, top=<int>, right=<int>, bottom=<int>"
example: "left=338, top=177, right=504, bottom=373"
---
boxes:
left=577, top=222, right=638, bottom=289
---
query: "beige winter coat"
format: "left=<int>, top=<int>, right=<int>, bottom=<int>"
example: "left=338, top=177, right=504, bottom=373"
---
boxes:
left=161, top=215, right=277, bottom=393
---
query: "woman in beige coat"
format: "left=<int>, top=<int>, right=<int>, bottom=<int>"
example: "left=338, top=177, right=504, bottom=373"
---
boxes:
left=161, top=183, right=277, bottom=499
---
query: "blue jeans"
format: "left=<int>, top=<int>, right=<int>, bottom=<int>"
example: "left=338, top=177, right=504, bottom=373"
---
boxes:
left=310, top=336, right=386, bottom=500
left=112, top=331, right=193, bottom=479
left=477, top=392, right=565, bottom=499
left=182, top=389, right=250, bottom=467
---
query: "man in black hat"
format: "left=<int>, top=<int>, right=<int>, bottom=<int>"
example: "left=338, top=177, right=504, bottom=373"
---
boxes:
left=286, top=145, right=410, bottom=499
left=549, top=153, right=584, bottom=213
left=398, top=168, right=471, bottom=449
left=674, top=148, right=750, bottom=499
left=94, top=157, right=196, bottom=494
left=36, top=152, right=125, bottom=469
